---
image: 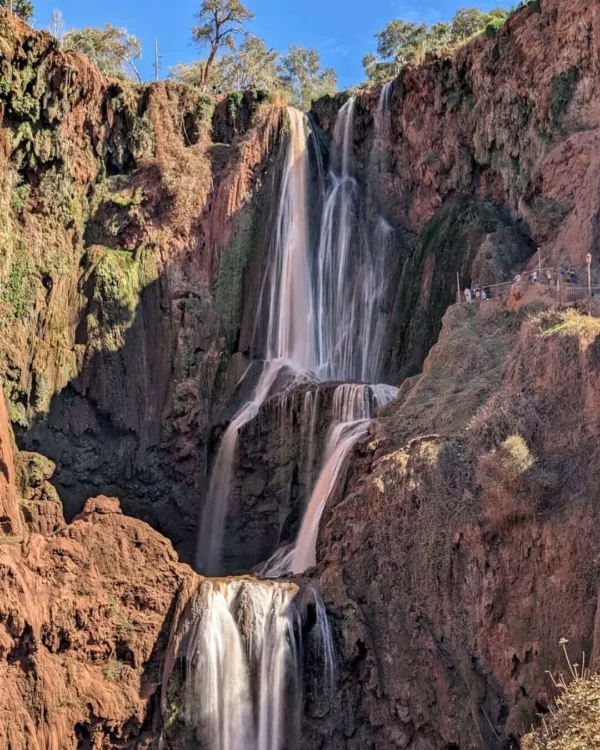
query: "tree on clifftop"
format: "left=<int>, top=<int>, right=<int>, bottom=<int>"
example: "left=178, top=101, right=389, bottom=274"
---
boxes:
left=170, top=38, right=279, bottom=91
left=364, top=6, right=510, bottom=84
left=279, top=46, right=337, bottom=110
left=63, top=24, right=142, bottom=82
left=0, top=0, right=34, bottom=21
left=192, top=0, right=254, bottom=90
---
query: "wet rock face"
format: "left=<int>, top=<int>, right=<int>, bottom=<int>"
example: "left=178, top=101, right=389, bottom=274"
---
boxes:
left=0, top=10, right=286, bottom=563
left=222, top=383, right=339, bottom=573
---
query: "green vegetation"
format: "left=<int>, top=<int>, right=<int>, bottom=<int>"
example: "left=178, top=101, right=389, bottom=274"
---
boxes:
left=174, top=36, right=281, bottom=93
left=363, top=6, right=510, bottom=83
left=278, top=45, right=337, bottom=110
left=171, top=37, right=337, bottom=109
left=214, top=191, right=262, bottom=347
left=165, top=701, right=180, bottom=728
left=104, top=658, right=124, bottom=683
left=0, top=0, right=34, bottom=21
left=0, top=256, right=33, bottom=321
left=537, top=308, right=600, bottom=343
left=63, top=24, right=142, bottom=82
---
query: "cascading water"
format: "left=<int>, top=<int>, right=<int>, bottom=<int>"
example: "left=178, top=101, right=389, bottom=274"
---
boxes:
left=173, top=579, right=335, bottom=750
left=197, top=359, right=283, bottom=575
left=187, top=98, right=399, bottom=749
left=179, top=581, right=299, bottom=750
left=375, top=80, right=394, bottom=140
left=290, top=383, right=396, bottom=574
left=314, top=97, right=390, bottom=383
left=198, top=107, right=314, bottom=575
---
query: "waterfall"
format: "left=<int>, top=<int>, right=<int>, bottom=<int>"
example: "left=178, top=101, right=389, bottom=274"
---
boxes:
left=314, top=97, right=389, bottom=383
left=185, top=97, right=401, bottom=749
left=197, top=360, right=283, bottom=574
left=375, top=80, right=393, bottom=140
left=176, top=579, right=334, bottom=750
left=198, top=107, right=314, bottom=575
left=290, top=384, right=371, bottom=574
left=265, top=108, right=315, bottom=367
left=260, top=383, right=397, bottom=577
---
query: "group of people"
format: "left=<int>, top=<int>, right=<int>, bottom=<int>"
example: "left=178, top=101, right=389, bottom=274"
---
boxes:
left=464, top=262, right=590, bottom=307
left=514, top=267, right=579, bottom=285
left=464, top=286, right=488, bottom=304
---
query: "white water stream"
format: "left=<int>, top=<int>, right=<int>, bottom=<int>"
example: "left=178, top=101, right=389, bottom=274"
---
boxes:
left=187, top=91, right=397, bottom=749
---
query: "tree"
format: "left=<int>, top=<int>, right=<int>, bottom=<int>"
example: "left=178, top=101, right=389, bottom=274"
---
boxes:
left=279, top=46, right=337, bottom=110
left=451, top=7, right=509, bottom=41
left=375, top=20, right=429, bottom=69
left=48, top=8, right=64, bottom=40
left=214, top=36, right=280, bottom=91
left=427, top=22, right=452, bottom=52
left=362, top=54, right=395, bottom=85
left=192, top=0, right=254, bottom=90
left=169, top=60, right=206, bottom=87
left=451, top=8, right=488, bottom=40
left=0, top=0, right=34, bottom=21
left=364, top=6, right=511, bottom=84
left=63, top=24, right=142, bottom=82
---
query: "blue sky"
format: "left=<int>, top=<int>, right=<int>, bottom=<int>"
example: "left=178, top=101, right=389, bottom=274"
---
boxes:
left=32, top=0, right=514, bottom=87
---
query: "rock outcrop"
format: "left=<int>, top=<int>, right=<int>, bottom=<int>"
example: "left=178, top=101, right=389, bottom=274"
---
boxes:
left=306, top=304, right=600, bottom=748
left=0, top=9, right=288, bottom=561
left=0, top=390, right=22, bottom=534
left=311, top=0, right=600, bottom=378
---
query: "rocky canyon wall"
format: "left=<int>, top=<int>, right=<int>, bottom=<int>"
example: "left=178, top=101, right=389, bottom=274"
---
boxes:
left=311, top=0, right=600, bottom=379
left=0, top=10, right=291, bottom=561
left=2, top=0, right=600, bottom=748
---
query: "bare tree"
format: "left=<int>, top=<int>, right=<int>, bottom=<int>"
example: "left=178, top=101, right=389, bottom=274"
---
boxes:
left=192, top=0, right=254, bottom=90
left=48, top=8, right=64, bottom=41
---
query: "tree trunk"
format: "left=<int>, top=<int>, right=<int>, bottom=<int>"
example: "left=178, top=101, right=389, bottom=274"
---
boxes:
left=202, top=44, right=219, bottom=91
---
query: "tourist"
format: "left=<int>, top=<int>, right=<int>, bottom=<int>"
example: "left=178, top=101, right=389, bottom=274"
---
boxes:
left=475, top=287, right=481, bottom=301
left=481, top=289, right=487, bottom=301
left=464, top=288, right=472, bottom=304
left=532, top=270, right=538, bottom=283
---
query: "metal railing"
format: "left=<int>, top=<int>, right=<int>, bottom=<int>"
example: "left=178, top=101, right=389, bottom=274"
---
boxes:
left=463, top=264, right=600, bottom=304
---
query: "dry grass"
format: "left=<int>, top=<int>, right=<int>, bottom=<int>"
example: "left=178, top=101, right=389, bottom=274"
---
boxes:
left=144, top=84, right=213, bottom=240
left=478, top=434, right=534, bottom=484
left=522, top=648, right=600, bottom=750
left=535, top=308, right=600, bottom=344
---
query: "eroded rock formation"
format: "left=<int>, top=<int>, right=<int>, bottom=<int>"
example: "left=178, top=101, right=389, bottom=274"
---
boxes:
left=2, top=0, right=600, bottom=747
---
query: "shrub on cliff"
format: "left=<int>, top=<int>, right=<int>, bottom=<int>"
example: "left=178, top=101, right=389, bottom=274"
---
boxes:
left=522, top=670, right=600, bottom=749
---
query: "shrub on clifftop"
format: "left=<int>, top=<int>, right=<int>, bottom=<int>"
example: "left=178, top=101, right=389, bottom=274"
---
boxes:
left=522, top=672, right=600, bottom=749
